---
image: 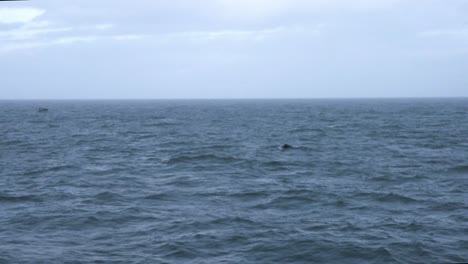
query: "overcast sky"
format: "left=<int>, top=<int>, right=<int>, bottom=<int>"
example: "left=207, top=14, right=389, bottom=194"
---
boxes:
left=0, top=0, right=467, bottom=99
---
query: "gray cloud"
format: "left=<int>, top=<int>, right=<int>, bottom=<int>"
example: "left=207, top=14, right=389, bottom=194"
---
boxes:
left=0, top=0, right=467, bottom=99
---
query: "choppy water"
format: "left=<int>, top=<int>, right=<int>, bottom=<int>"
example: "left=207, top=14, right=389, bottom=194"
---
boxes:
left=1, top=99, right=468, bottom=263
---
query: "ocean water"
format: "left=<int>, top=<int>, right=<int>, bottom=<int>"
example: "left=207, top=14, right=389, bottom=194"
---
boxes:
left=1, top=99, right=467, bottom=264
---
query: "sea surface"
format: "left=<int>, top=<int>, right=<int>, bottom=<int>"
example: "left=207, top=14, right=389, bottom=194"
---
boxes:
left=1, top=99, right=467, bottom=263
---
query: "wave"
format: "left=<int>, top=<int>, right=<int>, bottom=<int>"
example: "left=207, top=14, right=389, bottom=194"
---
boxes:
left=378, top=193, right=420, bottom=203
left=209, top=216, right=259, bottom=226
left=227, top=190, right=271, bottom=200
left=162, top=154, right=243, bottom=165
left=0, top=194, right=42, bottom=203
left=2, top=100, right=468, bottom=263
left=144, top=193, right=173, bottom=200
left=21, top=165, right=77, bottom=176
left=448, top=165, right=468, bottom=174
left=429, top=201, right=466, bottom=211
left=93, top=191, right=125, bottom=201
left=253, top=193, right=319, bottom=210
left=135, top=134, right=158, bottom=140
left=0, top=139, right=25, bottom=146
left=356, top=192, right=420, bottom=204
left=288, top=128, right=326, bottom=134
left=144, top=119, right=179, bottom=127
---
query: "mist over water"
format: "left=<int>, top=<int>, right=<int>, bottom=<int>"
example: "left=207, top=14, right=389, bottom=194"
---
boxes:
left=1, top=99, right=468, bottom=263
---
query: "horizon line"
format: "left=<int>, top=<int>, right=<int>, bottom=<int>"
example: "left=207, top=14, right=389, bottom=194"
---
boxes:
left=1, top=96, right=467, bottom=101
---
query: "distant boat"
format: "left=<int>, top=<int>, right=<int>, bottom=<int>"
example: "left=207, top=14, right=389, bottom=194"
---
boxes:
left=37, top=108, right=49, bottom=113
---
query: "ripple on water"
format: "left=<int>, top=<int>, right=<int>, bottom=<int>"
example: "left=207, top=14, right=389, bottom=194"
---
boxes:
left=0, top=194, right=43, bottom=203
left=1, top=100, right=468, bottom=263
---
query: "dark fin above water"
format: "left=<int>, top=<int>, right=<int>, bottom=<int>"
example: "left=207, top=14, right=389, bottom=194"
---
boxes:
left=280, top=144, right=293, bottom=150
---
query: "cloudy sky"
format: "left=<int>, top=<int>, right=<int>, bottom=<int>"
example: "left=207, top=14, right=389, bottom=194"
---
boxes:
left=0, top=0, right=467, bottom=99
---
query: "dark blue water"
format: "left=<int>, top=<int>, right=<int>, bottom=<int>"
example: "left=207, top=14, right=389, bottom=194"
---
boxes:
left=1, top=99, right=468, bottom=263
